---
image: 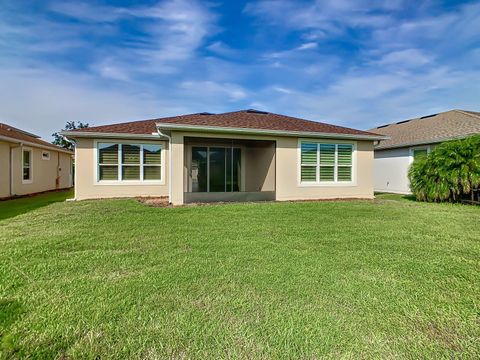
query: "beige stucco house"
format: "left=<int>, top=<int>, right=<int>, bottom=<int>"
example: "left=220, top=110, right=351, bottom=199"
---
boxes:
left=62, top=110, right=386, bottom=205
left=0, top=123, right=73, bottom=199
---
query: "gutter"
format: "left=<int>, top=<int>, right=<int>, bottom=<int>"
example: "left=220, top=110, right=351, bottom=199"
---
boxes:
left=155, top=123, right=389, bottom=141
left=156, top=129, right=172, bottom=204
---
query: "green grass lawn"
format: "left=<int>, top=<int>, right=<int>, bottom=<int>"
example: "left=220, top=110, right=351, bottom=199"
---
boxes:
left=1, top=193, right=479, bottom=359
left=0, top=189, right=73, bottom=221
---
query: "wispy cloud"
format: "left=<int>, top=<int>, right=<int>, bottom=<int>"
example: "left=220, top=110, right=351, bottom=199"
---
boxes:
left=244, top=0, right=396, bottom=37
left=180, top=81, right=248, bottom=101
left=375, top=48, right=432, bottom=68
left=206, top=41, right=238, bottom=58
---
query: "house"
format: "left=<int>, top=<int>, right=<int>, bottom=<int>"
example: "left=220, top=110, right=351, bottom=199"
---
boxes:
left=0, top=123, right=73, bottom=199
left=369, top=110, right=480, bottom=194
left=62, top=109, right=386, bottom=205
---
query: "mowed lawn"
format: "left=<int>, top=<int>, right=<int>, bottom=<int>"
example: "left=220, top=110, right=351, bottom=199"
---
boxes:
left=0, top=192, right=479, bottom=359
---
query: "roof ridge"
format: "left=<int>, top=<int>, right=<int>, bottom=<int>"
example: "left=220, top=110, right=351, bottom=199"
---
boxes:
left=453, top=109, right=480, bottom=120
left=370, top=109, right=459, bottom=130
left=81, top=110, right=367, bottom=135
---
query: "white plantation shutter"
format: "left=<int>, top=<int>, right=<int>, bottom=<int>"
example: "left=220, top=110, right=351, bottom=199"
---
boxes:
left=337, top=145, right=353, bottom=181
left=301, top=143, right=317, bottom=182
left=98, top=144, right=119, bottom=180
left=300, top=141, right=354, bottom=184
left=143, top=144, right=161, bottom=180
left=319, top=144, right=335, bottom=181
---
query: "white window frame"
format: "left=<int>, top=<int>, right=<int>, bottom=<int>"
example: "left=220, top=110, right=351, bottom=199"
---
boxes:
left=42, top=151, right=50, bottom=160
left=22, top=147, right=33, bottom=184
left=297, top=139, right=357, bottom=187
left=93, top=140, right=165, bottom=185
left=409, top=146, right=431, bottom=164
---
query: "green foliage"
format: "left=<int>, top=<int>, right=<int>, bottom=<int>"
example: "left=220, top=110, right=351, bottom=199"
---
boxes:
left=408, top=135, right=480, bottom=202
left=52, top=121, right=89, bottom=150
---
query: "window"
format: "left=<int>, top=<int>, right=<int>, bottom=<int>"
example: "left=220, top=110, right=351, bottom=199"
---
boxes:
left=42, top=151, right=50, bottom=160
left=97, top=143, right=162, bottom=182
left=413, top=149, right=428, bottom=161
left=300, top=141, right=353, bottom=183
left=23, top=149, right=32, bottom=182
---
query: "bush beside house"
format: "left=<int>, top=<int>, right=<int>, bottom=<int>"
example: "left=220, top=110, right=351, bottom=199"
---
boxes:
left=408, top=135, right=480, bottom=203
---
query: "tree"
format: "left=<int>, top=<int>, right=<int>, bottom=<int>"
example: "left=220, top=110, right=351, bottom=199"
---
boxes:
left=52, top=121, right=89, bottom=151
left=408, top=135, right=480, bottom=202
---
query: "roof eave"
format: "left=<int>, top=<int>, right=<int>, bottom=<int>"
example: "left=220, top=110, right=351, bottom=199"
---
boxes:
left=374, top=133, right=476, bottom=150
left=61, top=131, right=165, bottom=140
left=155, top=123, right=389, bottom=141
left=0, top=134, right=73, bottom=154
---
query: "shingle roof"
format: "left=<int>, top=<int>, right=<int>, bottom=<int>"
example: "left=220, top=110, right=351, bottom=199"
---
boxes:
left=71, top=109, right=381, bottom=138
left=0, top=123, right=73, bottom=153
left=369, top=110, right=480, bottom=150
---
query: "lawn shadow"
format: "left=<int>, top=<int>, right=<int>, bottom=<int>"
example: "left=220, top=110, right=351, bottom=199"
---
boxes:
left=0, top=189, right=73, bottom=221
left=375, top=192, right=418, bottom=202
left=401, top=194, right=417, bottom=202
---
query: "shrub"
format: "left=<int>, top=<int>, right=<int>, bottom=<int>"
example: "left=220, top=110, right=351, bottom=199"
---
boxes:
left=408, top=135, right=480, bottom=202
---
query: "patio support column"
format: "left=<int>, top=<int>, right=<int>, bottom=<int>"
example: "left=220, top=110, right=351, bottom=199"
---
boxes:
left=170, top=132, right=185, bottom=205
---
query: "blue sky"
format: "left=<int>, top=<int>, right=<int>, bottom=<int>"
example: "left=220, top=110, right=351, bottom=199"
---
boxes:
left=1, top=0, right=479, bottom=139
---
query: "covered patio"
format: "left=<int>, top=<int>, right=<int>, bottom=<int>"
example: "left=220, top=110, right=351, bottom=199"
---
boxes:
left=183, top=137, right=276, bottom=203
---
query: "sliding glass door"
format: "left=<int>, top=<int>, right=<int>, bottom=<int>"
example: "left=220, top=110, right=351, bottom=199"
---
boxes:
left=191, top=147, right=208, bottom=192
left=191, top=146, right=241, bottom=192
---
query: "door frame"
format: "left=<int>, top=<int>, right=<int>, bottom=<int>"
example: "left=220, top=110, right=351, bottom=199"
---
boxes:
left=186, top=144, right=246, bottom=193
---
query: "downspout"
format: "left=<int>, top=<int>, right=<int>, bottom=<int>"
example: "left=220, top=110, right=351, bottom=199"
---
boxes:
left=156, top=128, right=172, bottom=204
left=9, top=142, right=22, bottom=197
left=66, top=138, right=77, bottom=201
left=56, top=151, right=60, bottom=189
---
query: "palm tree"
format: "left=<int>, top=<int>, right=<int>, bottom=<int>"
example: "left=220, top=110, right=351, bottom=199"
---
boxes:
left=408, top=135, right=480, bottom=203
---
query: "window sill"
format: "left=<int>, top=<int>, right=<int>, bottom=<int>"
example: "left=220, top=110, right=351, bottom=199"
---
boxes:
left=298, top=182, right=357, bottom=187
left=94, top=180, right=165, bottom=186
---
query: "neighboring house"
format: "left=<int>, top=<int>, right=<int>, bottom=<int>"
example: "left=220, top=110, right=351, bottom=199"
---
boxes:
left=369, top=110, right=480, bottom=194
left=0, top=123, right=73, bottom=199
left=62, top=109, right=386, bottom=205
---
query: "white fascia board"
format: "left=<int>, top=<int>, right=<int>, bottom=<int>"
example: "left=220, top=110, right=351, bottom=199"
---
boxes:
left=155, top=123, right=389, bottom=141
left=61, top=131, right=166, bottom=140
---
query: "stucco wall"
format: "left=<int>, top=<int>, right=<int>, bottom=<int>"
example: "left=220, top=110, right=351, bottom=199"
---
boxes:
left=275, top=137, right=374, bottom=201
left=244, top=143, right=275, bottom=192
left=373, top=144, right=437, bottom=194
left=73, top=133, right=375, bottom=204
left=0, top=141, right=11, bottom=198
left=8, top=145, right=72, bottom=196
left=373, top=147, right=412, bottom=194
left=74, top=137, right=169, bottom=200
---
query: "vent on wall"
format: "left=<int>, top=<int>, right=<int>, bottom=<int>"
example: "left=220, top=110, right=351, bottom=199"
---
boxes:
left=198, top=112, right=214, bottom=115
left=396, top=119, right=411, bottom=124
left=376, top=124, right=389, bottom=128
